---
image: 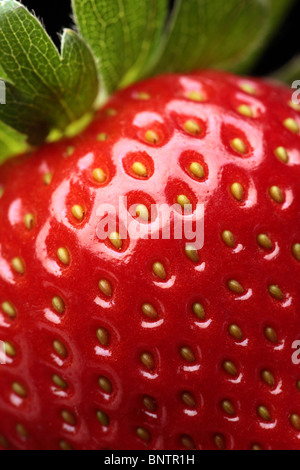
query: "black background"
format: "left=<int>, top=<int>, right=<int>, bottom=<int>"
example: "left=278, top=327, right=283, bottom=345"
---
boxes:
left=22, top=0, right=300, bottom=77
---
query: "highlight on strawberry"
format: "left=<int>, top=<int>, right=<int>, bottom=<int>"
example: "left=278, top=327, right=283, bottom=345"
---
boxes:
left=0, top=0, right=300, bottom=451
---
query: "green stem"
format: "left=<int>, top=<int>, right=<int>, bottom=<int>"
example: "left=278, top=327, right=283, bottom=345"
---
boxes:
left=46, top=111, right=95, bottom=143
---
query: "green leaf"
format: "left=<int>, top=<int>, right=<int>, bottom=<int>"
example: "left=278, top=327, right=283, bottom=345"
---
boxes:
left=232, top=0, right=296, bottom=73
left=0, top=65, right=8, bottom=80
left=72, top=0, right=168, bottom=95
left=0, top=121, right=28, bottom=164
left=0, top=0, right=99, bottom=145
left=149, top=0, right=295, bottom=75
left=269, top=0, right=296, bottom=30
left=271, top=55, right=300, bottom=85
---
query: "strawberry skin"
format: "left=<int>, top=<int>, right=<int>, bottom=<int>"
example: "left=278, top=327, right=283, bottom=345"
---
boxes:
left=0, top=70, right=300, bottom=450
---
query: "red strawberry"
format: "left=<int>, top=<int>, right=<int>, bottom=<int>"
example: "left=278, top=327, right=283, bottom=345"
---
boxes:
left=0, top=70, right=300, bottom=450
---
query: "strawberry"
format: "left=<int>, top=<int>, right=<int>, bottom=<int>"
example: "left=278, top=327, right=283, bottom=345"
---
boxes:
left=0, top=69, right=300, bottom=450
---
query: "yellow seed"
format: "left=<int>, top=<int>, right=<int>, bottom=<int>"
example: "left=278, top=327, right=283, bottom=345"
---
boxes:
left=185, top=245, right=199, bottom=263
left=192, top=302, right=205, bottom=320
left=72, top=205, right=85, bottom=221
left=136, top=427, right=151, bottom=442
left=59, top=440, right=73, bottom=450
left=257, top=234, right=273, bottom=250
left=228, top=279, right=244, bottom=294
left=97, top=410, right=109, bottom=426
left=145, top=130, right=159, bottom=144
left=44, top=172, right=53, bottom=185
left=12, top=382, right=27, bottom=398
left=297, top=380, right=300, bottom=391
left=240, top=83, right=256, bottom=95
left=16, top=423, right=28, bottom=438
left=2, top=301, right=17, bottom=318
left=98, top=376, right=112, bottom=394
left=231, top=138, right=247, bottom=154
left=257, top=405, right=271, bottom=421
left=237, top=104, right=253, bottom=117
left=181, top=435, right=195, bottom=449
left=53, top=340, right=67, bottom=358
left=61, top=410, right=76, bottom=426
left=214, top=433, right=226, bottom=450
left=97, top=132, right=108, bottom=141
left=222, top=230, right=235, bottom=248
left=24, top=213, right=35, bottom=230
left=66, top=146, right=74, bottom=157
left=2, top=341, right=17, bottom=357
left=283, top=118, right=299, bottom=134
left=177, top=194, right=191, bottom=209
left=292, top=243, right=300, bottom=261
left=152, top=262, right=166, bottom=280
left=261, top=370, right=275, bottom=387
left=184, top=120, right=201, bottom=135
left=93, top=168, right=106, bottom=184
left=264, top=327, right=277, bottom=343
left=57, top=247, right=70, bottom=265
left=222, top=360, right=237, bottom=376
left=228, top=324, right=243, bottom=340
left=132, top=161, right=147, bottom=177
left=136, top=204, right=149, bottom=221
left=137, top=92, right=150, bottom=100
left=12, top=257, right=25, bottom=275
left=143, top=395, right=157, bottom=412
left=221, top=399, right=235, bottom=415
left=251, top=444, right=263, bottom=450
left=52, top=374, right=67, bottom=389
left=274, top=146, right=289, bottom=164
left=99, top=279, right=112, bottom=297
left=106, top=108, right=116, bottom=116
left=142, top=303, right=158, bottom=319
left=189, top=162, right=205, bottom=178
left=290, top=414, right=300, bottom=430
left=181, top=391, right=196, bottom=407
left=140, top=352, right=155, bottom=370
left=96, top=328, right=109, bottom=346
left=52, top=296, right=65, bottom=314
left=180, top=346, right=195, bottom=363
left=0, top=186, right=4, bottom=199
left=289, top=100, right=300, bottom=112
left=187, top=91, right=204, bottom=102
left=269, top=186, right=283, bottom=203
left=109, top=232, right=122, bottom=250
left=231, top=182, right=244, bottom=201
left=268, top=285, right=284, bottom=300
left=0, top=435, right=9, bottom=448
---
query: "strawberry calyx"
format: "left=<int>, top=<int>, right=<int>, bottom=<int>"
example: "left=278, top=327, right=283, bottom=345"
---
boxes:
left=0, top=0, right=296, bottom=163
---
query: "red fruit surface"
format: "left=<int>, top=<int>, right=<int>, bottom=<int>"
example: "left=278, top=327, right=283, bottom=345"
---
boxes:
left=0, top=71, right=300, bottom=450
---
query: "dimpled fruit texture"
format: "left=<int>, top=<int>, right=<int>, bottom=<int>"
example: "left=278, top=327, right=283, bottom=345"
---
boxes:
left=0, top=71, right=300, bottom=450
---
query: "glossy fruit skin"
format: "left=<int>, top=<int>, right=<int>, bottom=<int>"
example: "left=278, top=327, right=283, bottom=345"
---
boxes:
left=0, top=70, right=300, bottom=450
